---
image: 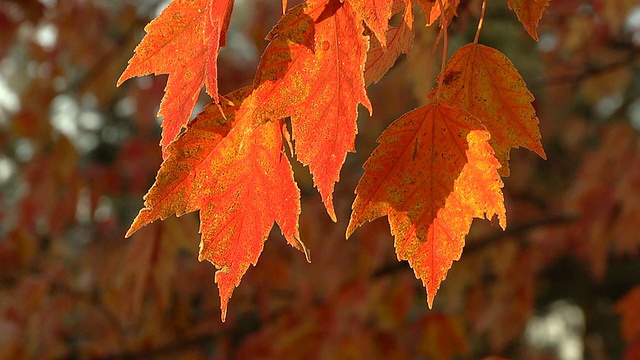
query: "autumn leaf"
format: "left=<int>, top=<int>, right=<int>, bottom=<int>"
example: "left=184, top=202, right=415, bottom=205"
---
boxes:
left=236, top=0, right=372, bottom=221
left=417, top=0, right=459, bottom=26
left=117, top=0, right=234, bottom=157
left=347, top=102, right=506, bottom=306
left=349, top=0, right=395, bottom=48
left=364, top=0, right=414, bottom=85
left=126, top=88, right=308, bottom=321
left=432, top=44, right=546, bottom=176
left=508, top=0, right=549, bottom=41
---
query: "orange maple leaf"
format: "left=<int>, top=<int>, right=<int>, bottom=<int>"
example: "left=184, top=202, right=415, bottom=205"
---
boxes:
left=432, top=44, right=546, bottom=176
left=364, top=0, right=414, bottom=85
left=347, top=102, right=506, bottom=306
left=117, top=0, right=233, bottom=157
left=126, top=88, right=308, bottom=321
left=417, top=0, right=460, bottom=26
left=236, top=0, right=372, bottom=221
left=508, top=0, right=549, bottom=41
left=349, top=0, right=396, bottom=48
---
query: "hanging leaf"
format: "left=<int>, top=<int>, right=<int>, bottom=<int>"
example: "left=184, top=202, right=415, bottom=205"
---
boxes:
left=432, top=44, right=546, bottom=176
left=508, top=0, right=549, bottom=41
left=364, top=0, right=414, bottom=85
left=416, top=0, right=460, bottom=26
left=350, top=0, right=396, bottom=48
left=118, top=0, right=234, bottom=156
left=126, top=88, right=308, bottom=321
left=347, top=102, right=506, bottom=306
left=236, top=0, right=372, bottom=220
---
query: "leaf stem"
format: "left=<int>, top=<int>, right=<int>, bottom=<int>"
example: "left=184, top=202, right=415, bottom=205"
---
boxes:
left=435, top=0, right=449, bottom=99
left=474, top=0, right=487, bottom=44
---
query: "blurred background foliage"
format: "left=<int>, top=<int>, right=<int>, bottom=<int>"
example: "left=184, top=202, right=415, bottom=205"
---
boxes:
left=1, top=0, right=640, bottom=358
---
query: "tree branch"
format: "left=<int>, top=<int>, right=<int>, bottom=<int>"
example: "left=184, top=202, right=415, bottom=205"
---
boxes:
left=531, top=47, right=640, bottom=90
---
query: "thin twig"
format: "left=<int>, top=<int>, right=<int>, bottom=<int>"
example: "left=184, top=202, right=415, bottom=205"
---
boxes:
left=474, top=0, right=487, bottom=44
left=435, top=0, right=449, bottom=99
left=531, top=47, right=640, bottom=90
left=464, top=214, right=577, bottom=253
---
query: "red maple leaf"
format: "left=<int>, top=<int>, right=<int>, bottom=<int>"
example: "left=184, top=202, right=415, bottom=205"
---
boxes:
left=117, top=0, right=233, bottom=157
left=432, top=44, right=546, bottom=176
left=417, top=0, right=460, bottom=26
left=350, top=0, right=396, bottom=48
left=126, top=88, right=308, bottom=321
left=235, top=0, right=372, bottom=221
left=119, top=0, right=550, bottom=319
left=364, top=0, right=414, bottom=85
left=508, top=0, right=549, bottom=41
left=348, top=102, right=506, bottom=306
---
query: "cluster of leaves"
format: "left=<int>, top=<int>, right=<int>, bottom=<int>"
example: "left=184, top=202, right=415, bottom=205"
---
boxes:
left=2, top=0, right=640, bottom=358
left=119, top=0, right=548, bottom=320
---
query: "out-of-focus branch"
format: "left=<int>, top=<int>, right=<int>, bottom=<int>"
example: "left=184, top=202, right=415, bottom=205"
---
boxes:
left=464, top=213, right=577, bottom=252
left=531, top=47, right=640, bottom=90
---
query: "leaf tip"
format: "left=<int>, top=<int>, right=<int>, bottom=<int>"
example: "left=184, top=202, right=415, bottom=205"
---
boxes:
left=116, top=65, right=136, bottom=87
left=345, top=219, right=358, bottom=239
left=498, top=213, right=507, bottom=231
left=215, top=266, right=233, bottom=323
left=124, top=227, right=136, bottom=238
left=427, top=293, right=435, bottom=309
left=328, top=209, right=337, bottom=223
left=323, top=193, right=338, bottom=222
left=115, top=73, right=128, bottom=88
left=294, top=237, right=311, bottom=263
left=537, top=146, right=547, bottom=160
left=362, top=96, right=373, bottom=117
left=126, top=209, right=154, bottom=237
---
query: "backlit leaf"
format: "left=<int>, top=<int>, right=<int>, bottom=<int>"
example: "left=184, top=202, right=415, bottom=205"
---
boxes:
left=364, top=0, right=414, bottom=85
left=347, top=102, right=506, bottom=306
left=508, top=0, right=549, bottom=41
left=126, top=88, right=308, bottom=321
left=416, top=0, right=459, bottom=26
left=117, top=0, right=234, bottom=157
left=237, top=0, right=372, bottom=220
left=349, top=0, right=396, bottom=47
left=432, top=44, right=546, bottom=176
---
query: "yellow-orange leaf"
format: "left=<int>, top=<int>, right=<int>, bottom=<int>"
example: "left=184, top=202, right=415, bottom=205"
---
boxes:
left=126, top=88, right=307, bottom=321
left=432, top=44, right=546, bottom=176
left=417, top=0, right=459, bottom=26
left=508, top=0, right=549, bottom=41
left=349, top=0, right=396, bottom=48
left=117, top=0, right=233, bottom=157
left=347, top=102, right=506, bottom=306
left=237, top=0, right=372, bottom=221
left=364, top=0, right=414, bottom=85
